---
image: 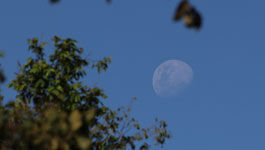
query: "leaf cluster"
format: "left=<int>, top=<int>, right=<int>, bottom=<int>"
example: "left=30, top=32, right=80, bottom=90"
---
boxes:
left=0, top=37, right=170, bottom=149
left=173, top=0, right=202, bottom=29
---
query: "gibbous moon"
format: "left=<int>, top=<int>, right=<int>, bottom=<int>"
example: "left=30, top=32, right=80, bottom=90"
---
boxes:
left=152, top=60, right=193, bottom=97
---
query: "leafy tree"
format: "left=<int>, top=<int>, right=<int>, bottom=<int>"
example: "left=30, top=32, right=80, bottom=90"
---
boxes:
left=0, top=37, right=170, bottom=150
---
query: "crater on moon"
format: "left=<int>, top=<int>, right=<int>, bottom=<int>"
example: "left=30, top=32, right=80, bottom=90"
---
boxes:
left=152, top=60, right=193, bottom=97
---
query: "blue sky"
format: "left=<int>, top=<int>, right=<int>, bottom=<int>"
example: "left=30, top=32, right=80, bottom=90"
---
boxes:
left=1, top=0, right=265, bottom=149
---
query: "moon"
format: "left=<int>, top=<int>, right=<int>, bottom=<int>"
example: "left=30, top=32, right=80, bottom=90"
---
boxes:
left=152, top=60, right=193, bottom=97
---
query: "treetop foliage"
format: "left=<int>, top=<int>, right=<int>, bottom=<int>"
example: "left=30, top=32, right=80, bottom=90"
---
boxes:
left=8, top=36, right=110, bottom=112
left=0, top=37, right=170, bottom=149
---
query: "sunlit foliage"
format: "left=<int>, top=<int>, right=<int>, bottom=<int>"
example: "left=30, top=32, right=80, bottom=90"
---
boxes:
left=0, top=37, right=170, bottom=149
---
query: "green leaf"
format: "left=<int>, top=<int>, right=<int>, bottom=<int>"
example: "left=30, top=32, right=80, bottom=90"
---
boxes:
left=56, top=85, right=63, bottom=92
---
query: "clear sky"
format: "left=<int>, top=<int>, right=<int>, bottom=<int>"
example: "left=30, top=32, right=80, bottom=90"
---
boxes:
left=1, top=0, right=265, bottom=149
